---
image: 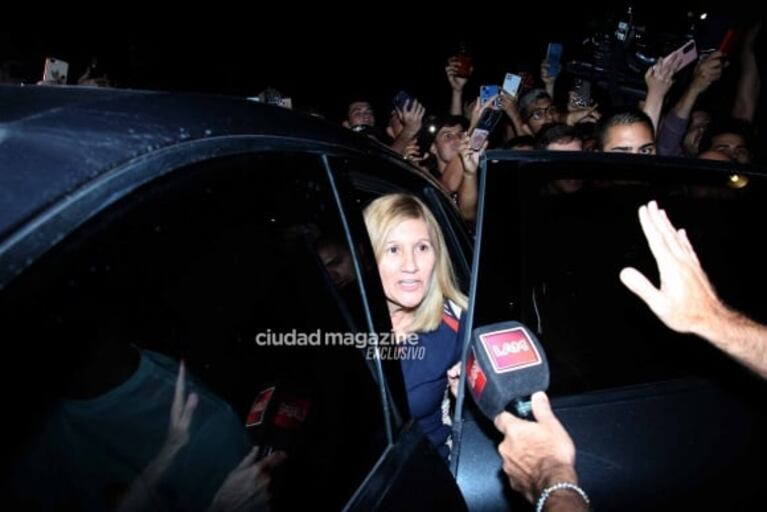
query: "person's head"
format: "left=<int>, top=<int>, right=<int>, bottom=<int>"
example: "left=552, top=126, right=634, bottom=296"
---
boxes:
left=683, top=110, right=711, bottom=156
left=596, top=109, right=656, bottom=154
left=519, top=89, right=559, bottom=134
left=428, top=115, right=469, bottom=172
left=535, top=123, right=583, bottom=151
left=363, top=194, right=467, bottom=332
left=316, top=238, right=355, bottom=289
left=573, top=122, right=598, bottom=151
left=699, top=118, right=754, bottom=164
left=343, top=100, right=376, bottom=129
left=698, top=149, right=733, bottom=162
left=504, top=135, right=535, bottom=150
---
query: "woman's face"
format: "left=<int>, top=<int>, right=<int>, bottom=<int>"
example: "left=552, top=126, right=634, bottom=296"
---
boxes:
left=378, top=217, right=436, bottom=315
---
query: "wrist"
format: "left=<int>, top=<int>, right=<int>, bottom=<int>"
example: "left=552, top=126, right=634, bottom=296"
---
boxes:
left=535, top=461, right=578, bottom=497
left=688, top=83, right=705, bottom=95
left=402, top=126, right=420, bottom=139
left=645, top=89, right=666, bottom=103
left=691, top=299, right=738, bottom=342
left=536, top=482, right=590, bottom=512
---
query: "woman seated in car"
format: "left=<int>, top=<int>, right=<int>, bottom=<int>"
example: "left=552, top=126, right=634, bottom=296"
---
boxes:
left=363, top=193, right=467, bottom=461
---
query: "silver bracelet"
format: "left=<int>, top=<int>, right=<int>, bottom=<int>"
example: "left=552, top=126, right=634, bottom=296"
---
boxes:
left=535, top=482, right=590, bottom=512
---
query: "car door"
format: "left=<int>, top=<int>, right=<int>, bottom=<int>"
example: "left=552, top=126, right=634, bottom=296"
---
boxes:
left=0, top=149, right=402, bottom=511
left=325, top=154, right=470, bottom=511
left=452, top=152, right=767, bottom=511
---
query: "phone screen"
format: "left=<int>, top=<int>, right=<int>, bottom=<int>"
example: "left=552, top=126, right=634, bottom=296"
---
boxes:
left=469, top=129, right=489, bottom=151
left=480, top=85, right=500, bottom=108
left=503, top=74, right=522, bottom=97
left=546, top=43, right=563, bottom=77
left=393, top=90, right=413, bottom=111
left=43, top=58, right=69, bottom=84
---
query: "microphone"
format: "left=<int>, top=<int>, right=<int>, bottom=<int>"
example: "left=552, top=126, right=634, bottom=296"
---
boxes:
left=465, top=321, right=550, bottom=419
left=245, top=382, right=312, bottom=458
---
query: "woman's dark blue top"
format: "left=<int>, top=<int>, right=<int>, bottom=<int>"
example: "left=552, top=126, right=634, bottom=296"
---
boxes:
left=400, top=303, right=463, bottom=462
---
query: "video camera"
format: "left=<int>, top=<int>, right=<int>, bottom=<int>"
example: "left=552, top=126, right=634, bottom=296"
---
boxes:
left=564, top=6, right=739, bottom=104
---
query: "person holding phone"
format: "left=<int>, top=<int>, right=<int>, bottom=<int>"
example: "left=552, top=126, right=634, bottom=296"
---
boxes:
left=387, top=95, right=427, bottom=159
left=656, top=51, right=725, bottom=157
left=518, top=89, right=560, bottom=135
left=446, top=55, right=473, bottom=117
left=641, top=52, right=683, bottom=133
left=432, top=99, right=490, bottom=221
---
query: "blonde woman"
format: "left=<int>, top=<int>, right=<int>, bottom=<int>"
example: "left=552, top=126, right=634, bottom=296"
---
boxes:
left=364, top=194, right=467, bottom=460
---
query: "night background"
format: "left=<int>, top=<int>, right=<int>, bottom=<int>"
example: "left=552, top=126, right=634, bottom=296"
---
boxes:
left=2, top=3, right=763, bottom=123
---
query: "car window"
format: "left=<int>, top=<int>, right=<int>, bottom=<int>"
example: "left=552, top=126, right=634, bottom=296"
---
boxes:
left=329, top=156, right=472, bottom=430
left=0, top=152, right=387, bottom=511
left=474, top=158, right=767, bottom=396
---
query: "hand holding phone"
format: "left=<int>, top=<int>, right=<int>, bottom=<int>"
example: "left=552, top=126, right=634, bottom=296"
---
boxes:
left=664, top=40, right=697, bottom=72
left=452, top=44, right=473, bottom=79
left=470, top=108, right=502, bottom=151
left=569, top=79, right=592, bottom=108
left=42, top=57, right=68, bottom=85
left=545, top=43, right=563, bottom=78
left=393, top=90, right=414, bottom=112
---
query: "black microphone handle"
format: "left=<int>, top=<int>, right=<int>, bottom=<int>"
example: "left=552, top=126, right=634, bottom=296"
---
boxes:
left=507, top=397, right=534, bottom=420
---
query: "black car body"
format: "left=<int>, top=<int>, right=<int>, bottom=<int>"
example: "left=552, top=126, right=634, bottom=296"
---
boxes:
left=1, top=85, right=766, bottom=511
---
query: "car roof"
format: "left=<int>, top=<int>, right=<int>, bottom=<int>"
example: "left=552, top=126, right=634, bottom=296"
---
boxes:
left=0, top=84, right=420, bottom=241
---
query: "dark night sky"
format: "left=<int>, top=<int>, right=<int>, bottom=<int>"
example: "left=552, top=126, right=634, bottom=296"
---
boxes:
left=2, top=3, right=761, bottom=121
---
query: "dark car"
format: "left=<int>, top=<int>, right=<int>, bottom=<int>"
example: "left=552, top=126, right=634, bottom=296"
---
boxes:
left=0, top=85, right=468, bottom=511
left=1, top=85, right=766, bottom=511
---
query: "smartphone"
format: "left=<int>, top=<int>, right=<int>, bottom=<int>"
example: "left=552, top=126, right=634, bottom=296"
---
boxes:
left=570, top=78, right=592, bottom=108
left=42, top=57, right=68, bottom=84
left=263, top=88, right=282, bottom=105
left=392, top=90, right=413, bottom=111
left=546, top=43, right=563, bottom=77
left=665, top=40, right=697, bottom=71
left=502, top=73, right=522, bottom=98
left=719, top=29, right=736, bottom=54
left=470, top=109, right=502, bottom=151
left=480, top=85, right=500, bottom=108
left=469, top=128, right=490, bottom=152
left=453, top=46, right=473, bottom=79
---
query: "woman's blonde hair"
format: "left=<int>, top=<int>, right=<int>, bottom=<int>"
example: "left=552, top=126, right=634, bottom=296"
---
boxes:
left=363, top=194, right=467, bottom=332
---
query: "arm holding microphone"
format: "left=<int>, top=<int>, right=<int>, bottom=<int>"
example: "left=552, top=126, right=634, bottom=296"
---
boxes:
left=466, top=322, right=590, bottom=510
left=494, top=392, right=588, bottom=512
